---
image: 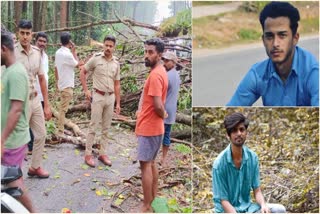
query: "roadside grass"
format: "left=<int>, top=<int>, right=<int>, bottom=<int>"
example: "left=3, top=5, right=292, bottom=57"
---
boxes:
left=193, top=1, right=319, bottom=49
left=193, top=1, right=228, bottom=7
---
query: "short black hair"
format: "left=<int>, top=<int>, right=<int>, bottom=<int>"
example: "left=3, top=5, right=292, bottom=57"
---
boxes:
left=104, top=35, right=116, bottom=44
left=145, top=38, right=165, bottom=53
left=60, top=32, right=71, bottom=46
left=259, top=1, right=300, bottom=35
left=36, top=32, right=48, bottom=41
left=224, top=112, right=249, bottom=136
left=1, top=32, right=14, bottom=51
left=18, top=19, right=32, bottom=29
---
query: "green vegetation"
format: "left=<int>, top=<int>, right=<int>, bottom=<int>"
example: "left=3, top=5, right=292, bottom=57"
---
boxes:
left=174, top=143, right=191, bottom=155
left=159, top=9, right=191, bottom=37
left=238, top=28, right=261, bottom=40
left=239, top=1, right=269, bottom=13
left=193, top=1, right=228, bottom=7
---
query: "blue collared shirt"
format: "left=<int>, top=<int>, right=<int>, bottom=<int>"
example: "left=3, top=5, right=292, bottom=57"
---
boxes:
left=227, top=46, right=319, bottom=106
left=212, top=144, right=261, bottom=213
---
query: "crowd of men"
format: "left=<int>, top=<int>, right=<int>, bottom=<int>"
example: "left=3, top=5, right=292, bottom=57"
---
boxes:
left=1, top=19, right=180, bottom=212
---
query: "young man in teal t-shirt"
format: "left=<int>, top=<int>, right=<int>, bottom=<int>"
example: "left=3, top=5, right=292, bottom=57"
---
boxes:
left=212, top=112, right=286, bottom=213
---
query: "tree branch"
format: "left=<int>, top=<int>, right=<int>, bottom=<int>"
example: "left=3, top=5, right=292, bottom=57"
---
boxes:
left=33, top=18, right=159, bottom=34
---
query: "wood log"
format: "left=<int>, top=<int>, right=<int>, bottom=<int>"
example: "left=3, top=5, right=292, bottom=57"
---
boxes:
left=171, top=128, right=191, bottom=139
left=176, top=112, right=191, bottom=126
left=34, top=17, right=159, bottom=34
left=51, top=107, right=85, bottom=137
left=66, top=102, right=91, bottom=114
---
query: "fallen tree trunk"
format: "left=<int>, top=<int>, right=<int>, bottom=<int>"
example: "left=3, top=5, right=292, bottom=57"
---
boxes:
left=66, top=102, right=191, bottom=127
left=34, top=17, right=159, bottom=34
left=171, top=128, right=191, bottom=139
left=51, top=107, right=85, bottom=137
left=66, top=102, right=90, bottom=113
left=176, top=112, right=191, bottom=126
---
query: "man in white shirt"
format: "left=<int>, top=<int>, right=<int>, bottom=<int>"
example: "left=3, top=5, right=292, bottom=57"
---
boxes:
left=28, top=32, right=49, bottom=155
left=55, top=32, right=81, bottom=135
left=35, top=32, right=49, bottom=108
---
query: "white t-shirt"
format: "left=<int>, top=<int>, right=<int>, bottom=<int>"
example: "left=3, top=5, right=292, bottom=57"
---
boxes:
left=35, top=52, right=48, bottom=101
left=55, top=46, right=78, bottom=90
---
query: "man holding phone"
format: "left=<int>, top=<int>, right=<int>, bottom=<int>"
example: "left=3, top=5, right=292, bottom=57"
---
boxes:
left=55, top=32, right=82, bottom=136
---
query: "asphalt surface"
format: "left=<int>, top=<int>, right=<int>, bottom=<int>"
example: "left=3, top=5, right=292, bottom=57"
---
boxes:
left=193, top=36, right=319, bottom=106
left=22, top=127, right=140, bottom=213
left=193, top=2, right=242, bottom=19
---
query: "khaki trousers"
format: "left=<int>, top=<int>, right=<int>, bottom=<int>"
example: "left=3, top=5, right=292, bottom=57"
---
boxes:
left=58, top=87, right=73, bottom=133
left=28, top=96, right=46, bottom=169
left=85, top=91, right=115, bottom=156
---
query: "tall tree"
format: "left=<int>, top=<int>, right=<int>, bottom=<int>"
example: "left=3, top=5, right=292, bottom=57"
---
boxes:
left=14, top=1, right=23, bottom=30
left=60, top=1, right=68, bottom=28
left=41, top=1, right=47, bottom=30
left=22, top=1, right=28, bottom=18
left=33, top=1, right=41, bottom=32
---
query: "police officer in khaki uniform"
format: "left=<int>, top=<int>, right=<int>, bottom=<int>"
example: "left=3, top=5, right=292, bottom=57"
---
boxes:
left=80, top=35, right=121, bottom=167
left=15, top=20, right=52, bottom=178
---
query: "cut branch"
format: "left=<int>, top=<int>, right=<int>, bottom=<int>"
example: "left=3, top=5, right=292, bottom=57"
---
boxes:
left=34, top=18, right=159, bottom=34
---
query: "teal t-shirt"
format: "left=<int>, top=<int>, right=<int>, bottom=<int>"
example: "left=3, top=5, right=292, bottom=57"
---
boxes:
left=212, top=144, right=261, bottom=213
left=1, top=62, right=30, bottom=149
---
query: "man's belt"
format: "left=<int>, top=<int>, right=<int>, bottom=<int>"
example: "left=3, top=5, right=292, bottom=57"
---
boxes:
left=29, top=91, right=38, bottom=100
left=94, top=88, right=113, bottom=96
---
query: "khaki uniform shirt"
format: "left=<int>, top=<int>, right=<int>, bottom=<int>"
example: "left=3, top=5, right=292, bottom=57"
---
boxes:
left=84, top=53, right=120, bottom=93
left=14, top=43, right=44, bottom=96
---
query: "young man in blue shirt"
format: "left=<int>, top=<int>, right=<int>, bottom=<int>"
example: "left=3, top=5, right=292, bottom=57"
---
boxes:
left=212, top=112, right=286, bottom=213
left=227, top=2, right=319, bottom=106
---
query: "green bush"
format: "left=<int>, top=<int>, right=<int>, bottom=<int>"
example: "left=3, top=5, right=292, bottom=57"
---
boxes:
left=238, top=28, right=261, bottom=40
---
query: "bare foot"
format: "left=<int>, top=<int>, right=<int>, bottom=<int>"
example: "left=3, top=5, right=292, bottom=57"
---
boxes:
left=140, top=204, right=153, bottom=213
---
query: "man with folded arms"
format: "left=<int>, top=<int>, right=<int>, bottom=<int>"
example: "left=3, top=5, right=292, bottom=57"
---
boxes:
left=80, top=35, right=121, bottom=167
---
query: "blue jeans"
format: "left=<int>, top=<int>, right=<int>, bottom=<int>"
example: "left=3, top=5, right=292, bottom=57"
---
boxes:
left=163, top=124, right=172, bottom=146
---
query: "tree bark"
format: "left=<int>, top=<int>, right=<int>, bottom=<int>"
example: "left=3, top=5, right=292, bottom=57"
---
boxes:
left=22, top=1, right=28, bottom=17
left=176, top=112, right=191, bottom=126
left=51, top=107, right=85, bottom=137
left=171, top=128, right=191, bottom=139
left=60, top=1, right=68, bottom=28
left=14, top=1, right=23, bottom=30
left=33, top=17, right=159, bottom=34
left=41, top=1, right=47, bottom=31
left=32, top=2, right=41, bottom=32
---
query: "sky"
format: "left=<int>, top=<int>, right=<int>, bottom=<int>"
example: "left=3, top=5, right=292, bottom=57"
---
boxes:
left=154, top=0, right=171, bottom=25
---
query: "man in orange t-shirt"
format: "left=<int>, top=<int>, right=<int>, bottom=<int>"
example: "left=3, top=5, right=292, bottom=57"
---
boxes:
left=135, top=38, right=168, bottom=212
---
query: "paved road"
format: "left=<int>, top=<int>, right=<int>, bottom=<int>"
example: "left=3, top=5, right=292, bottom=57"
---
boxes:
left=193, top=2, right=242, bottom=19
left=193, top=36, right=319, bottom=106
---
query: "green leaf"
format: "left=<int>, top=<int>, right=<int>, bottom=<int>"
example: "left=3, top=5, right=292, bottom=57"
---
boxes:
left=54, top=173, right=61, bottom=179
left=181, top=206, right=192, bottom=213
left=74, top=149, right=80, bottom=155
left=81, top=164, right=89, bottom=170
left=114, top=198, right=124, bottom=206
left=101, top=187, right=108, bottom=196
left=174, top=144, right=191, bottom=154
left=151, top=197, right=169, bottom=213
left=167, top=198, right=180, bottom=212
